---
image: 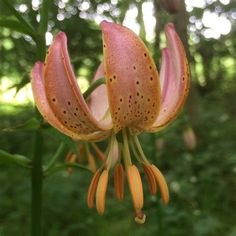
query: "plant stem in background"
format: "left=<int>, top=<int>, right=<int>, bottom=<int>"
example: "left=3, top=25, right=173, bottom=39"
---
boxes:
left=83, top=77, right=106, bottom=99
left=30, top=0, right=52, bottom=234
left=31, top=130, right=43, bottom=236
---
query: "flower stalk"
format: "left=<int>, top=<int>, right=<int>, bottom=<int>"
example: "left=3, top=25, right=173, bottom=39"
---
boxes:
left=31, top=130, right=43, bottom=236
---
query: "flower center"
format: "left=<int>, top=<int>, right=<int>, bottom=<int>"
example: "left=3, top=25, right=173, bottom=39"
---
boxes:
left=87, top=128, right=169, bottom=224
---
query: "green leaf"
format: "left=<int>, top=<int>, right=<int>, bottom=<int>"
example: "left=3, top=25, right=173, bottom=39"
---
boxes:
left=0, top=149, right=31, bottom=168
left=1, top=0, right=36, bottom=38
left=8, top=73, right=30, bottom=94
left=0, top=18, right=34, bottom=35
left=2, top=118, right=41, bottom=132
left=0, top=1, right=11, bottom=16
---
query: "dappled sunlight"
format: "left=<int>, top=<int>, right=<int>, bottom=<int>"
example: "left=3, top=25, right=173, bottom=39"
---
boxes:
left=0, top=77, right=34, bottom=105
left=0, top=76, right=89, bottom=106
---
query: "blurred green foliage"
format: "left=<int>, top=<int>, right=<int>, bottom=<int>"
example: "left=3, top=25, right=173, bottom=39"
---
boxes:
left=0, top=0, right=236, bottom=235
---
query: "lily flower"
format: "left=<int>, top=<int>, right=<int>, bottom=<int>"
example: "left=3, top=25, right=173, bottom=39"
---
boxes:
left=31, top=21, right=189, bottom=223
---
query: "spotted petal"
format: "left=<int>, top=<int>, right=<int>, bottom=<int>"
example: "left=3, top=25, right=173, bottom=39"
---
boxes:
left=31, top=62, right=110, bottom=141
left=101, top=21, right=160, bottom=133
left=147, top=23, right=190, bottom=132
left=44, top=32, right=111, bottom=134
left=31, top=32, right=111, bottom=141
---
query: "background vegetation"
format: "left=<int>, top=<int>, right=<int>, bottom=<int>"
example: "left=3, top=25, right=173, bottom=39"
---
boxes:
left=0, top=0, right=236, bottom=235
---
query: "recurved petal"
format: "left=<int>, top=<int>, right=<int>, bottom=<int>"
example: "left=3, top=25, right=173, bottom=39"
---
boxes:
left=31, top=62, right=109, bottom=141
left=148, top=23, right=189, bottom=132
left=32, top=62, right=84, bottom=139
left=43, top=32, right=111, bottom=137
left=101, top=21, right=160, bottom=133
left=88, top=63, right=112, bottom=128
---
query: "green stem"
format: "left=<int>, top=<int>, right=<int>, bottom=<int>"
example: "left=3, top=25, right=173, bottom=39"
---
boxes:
left=43, top=142, right=68, bottom=172
left=31, top=130, right=43, bottom=236
left=38, top=0, right=50, bottom=35
left=128, top=137, right=142, bottom=163
left=122, top=129, right=132, bottom=168
left=44, top=163, right=91, bottom=177
left=132, top=135, right=149, bottom=164
left=35, top=37, right=46, bottom=61
left=31, top=0, right=50, bottom=233
left=83, top=77, right=105, bottom=99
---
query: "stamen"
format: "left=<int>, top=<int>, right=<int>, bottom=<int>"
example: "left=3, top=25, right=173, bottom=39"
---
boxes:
left=143, top=163, right=157, bottom=195
left=65, top=152, right=77, bottom=174
left=127, top=165, right=144, bottom=210
left=91, top=143, right=105, bottom=161
left=151, top=165, right=169, bottom=204
left=122, top=129, right=132, bottom=167
left=105, top=135, right=119, bottom=169
left=134, top=209, right=146, bottom=224
left=84, top=143, right=97, bottom=173
left=87, top=170, right=101, bottom=208
left=87, top=153, right=97, bottom=173
left=128, top=133, right=142, bottom=162
left=132, top=135, right=149, bottom=163
left=114, top=163, right=125, bottom=200
left=96, top=169, right=109, bottom=215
